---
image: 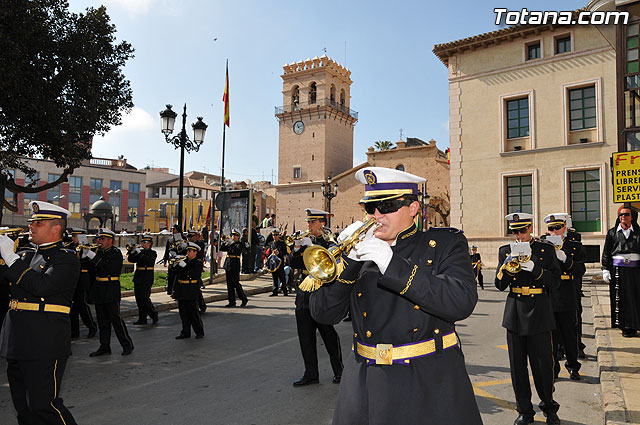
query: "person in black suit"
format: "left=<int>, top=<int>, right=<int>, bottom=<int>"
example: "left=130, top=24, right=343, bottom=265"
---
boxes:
left=0, top=201, right=79, bottom=425
left=163, top=224, right=187, bottom=296
left=128, top=234, right=159, bottom=325
left=470, top=245, right=484, bottom=290
left=290, top=208, right=343, bottom=387
left=66, top=228, right=97, bottom=338
left=220, top=229, right=249, bottom=307
left=174, top=242, right=205, bottom=339
left=187, top=229, right=207, bottom=313
left=543, top=213, right=585, bottom=381
left=267, top=229, right=288, bottom=296
left=86, top=228, right=134, bottom=357
left=310, top=167, right=482, bottom=425
left=495, top=213, right=562, bottom=425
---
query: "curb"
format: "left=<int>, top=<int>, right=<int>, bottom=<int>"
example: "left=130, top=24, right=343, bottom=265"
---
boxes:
left=591, top=276, right=632, bottom=424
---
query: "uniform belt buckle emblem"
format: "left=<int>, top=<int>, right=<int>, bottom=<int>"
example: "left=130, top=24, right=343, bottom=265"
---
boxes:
left=375, top=343, right=393, bottom=365
left=9, top=299, right=19, bottom=311
left=624, top=258, right=631, bottom=264
left=521, top=286, right=530, bottom=296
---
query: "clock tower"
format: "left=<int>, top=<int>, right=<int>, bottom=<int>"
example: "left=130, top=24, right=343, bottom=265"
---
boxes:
left=274, top=55, right=358, bottom=229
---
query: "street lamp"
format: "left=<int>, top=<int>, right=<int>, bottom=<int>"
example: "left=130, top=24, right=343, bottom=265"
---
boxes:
left=160, top=104, right=208, bottom=232
left=53, top=195, right=66, bottom=205
left=107, top=189, right=121, bottom=230
left=148, top=208, right=160, bottom=233
left=320, top=175, right=338, bottom=227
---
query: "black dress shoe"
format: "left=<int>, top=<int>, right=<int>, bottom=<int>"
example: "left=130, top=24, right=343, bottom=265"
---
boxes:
left=269, top=293, right=278, bottom=297
left=544, top=411, right=561, bottom=425
left=195, top=334, right=204, bottom=339
left=332, top=375, right=341, bottom=384
left=175, top=334, right=190, bottom=339
left=87, top=328, right=97, bottom=338
left=293, top=377, right=319, bottom=387
left=200, top=307, right=207, bottom=314
left=240, top=300, right=248, bottom=307
left=89, top=348, right=112, bottom=357
left=569, top=369, right=581, bottom=380
left=152, top=315, right=159, bottom=324
left=133, top=320, right=147, bottom=325
left=122, top=346, right=134, bottom=356
left=513, top=413, right=534, bottom=425
left=224, top=304, right=236, bottom=308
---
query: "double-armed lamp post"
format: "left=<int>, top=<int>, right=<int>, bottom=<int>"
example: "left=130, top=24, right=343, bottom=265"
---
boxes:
left=321, top=175, right=338, bottom=228
left=160, top=104, right=207, bottom=232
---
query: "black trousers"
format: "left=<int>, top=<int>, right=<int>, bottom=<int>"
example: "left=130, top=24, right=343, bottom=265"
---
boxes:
left=95, top=302, right=134, bottom=351
left=7, top=357, right=77, bottom=425
left=70, top=286, right=96, bottom=336
left=134, top=281, right=158, bottom=321
left=295, top=309, right=343, bottom=379
left=552, top=310, right=581, bottom=374
left=576, top=292, right=585, bottom=350
left=167, top=268, right=177, bottom=295
left=178, top=300, right=204, bottom=336
left=272, top=267, right=287, bottom=295
left=506, top=330, right=558, bottom=416
left=226, top=270, right=247, bottom=305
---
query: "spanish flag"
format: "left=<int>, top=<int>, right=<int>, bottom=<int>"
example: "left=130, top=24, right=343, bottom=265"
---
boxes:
left=222, top=61, right=230, bottom=127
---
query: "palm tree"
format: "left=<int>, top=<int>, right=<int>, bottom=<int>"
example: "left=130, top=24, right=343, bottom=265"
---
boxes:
left=374, top=140, right=394, bottom=151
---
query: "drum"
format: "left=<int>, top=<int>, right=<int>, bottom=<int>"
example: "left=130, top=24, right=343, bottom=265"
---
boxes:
left=265, top=253, right=282, bottom=273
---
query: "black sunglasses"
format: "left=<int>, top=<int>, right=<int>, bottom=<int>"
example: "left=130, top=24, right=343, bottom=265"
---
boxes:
left=364, top=199, right=413, bottom=215
left=511, top=227, right=529, bottom=234
left=547, top=225, right=563, bottom=231
left=619, top=212, right=632, bottom=217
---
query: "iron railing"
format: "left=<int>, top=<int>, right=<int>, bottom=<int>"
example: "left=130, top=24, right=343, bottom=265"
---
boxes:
left=274, top=98, right=358, bottom=120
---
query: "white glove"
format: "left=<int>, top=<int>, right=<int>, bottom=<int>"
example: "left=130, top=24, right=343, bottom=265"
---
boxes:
left=133, top=247, right=142, bottom=254
left=178, top=260, right=187, bottom=268
left=521, top=260, right=535, bottom=272
left=555, top=249, right=567, bottom=263
left=338, top=221, right=364, bottom=243
left=0, top=235, right=19, bottom=267
left=352, top=236, right=393, bottom=274
left=83, top=249, right=96, bottom=260
left=299, top=237, right=312, bottom=247
left=602, top=269, right=611, bottom=283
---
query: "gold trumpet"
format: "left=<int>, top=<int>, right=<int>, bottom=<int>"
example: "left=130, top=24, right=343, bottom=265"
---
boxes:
left=504, top=253, right=531, bottom=274
left=285, top=231, right=311, bottom=247
left=301, top=218, right=379, bottom=290
left=76, top=244, right=99, bottom=253
left=168, top=255, right=187, bottom=267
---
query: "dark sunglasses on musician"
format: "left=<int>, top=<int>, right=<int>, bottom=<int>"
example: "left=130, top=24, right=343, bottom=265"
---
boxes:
left=363, top=198, right=413, bottom=215
left=511, top=227, right=528, bottom=234
left=547, top=225, right=563, bottom=231
left=619, top=212, right=631, bottom=217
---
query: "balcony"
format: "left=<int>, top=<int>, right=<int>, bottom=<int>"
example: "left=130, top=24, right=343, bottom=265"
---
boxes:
left=275, top=97, right=358, bottom=121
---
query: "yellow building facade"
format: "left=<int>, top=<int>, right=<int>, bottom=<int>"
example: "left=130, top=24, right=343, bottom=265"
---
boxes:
left=434, top=19, right=617, bottom=266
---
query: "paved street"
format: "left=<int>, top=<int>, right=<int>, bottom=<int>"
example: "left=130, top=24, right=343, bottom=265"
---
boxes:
left=0, top=271, right=602, bottom=424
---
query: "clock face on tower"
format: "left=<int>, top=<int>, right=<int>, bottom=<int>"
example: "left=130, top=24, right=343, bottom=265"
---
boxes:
left=293, top=120, right=305, bottom=135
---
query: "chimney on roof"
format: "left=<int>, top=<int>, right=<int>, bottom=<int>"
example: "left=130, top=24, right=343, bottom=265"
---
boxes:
left=396, top=141, right=406, bottom=149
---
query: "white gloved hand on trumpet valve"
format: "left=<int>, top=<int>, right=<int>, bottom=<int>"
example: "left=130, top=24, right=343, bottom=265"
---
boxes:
left=0, top=234, right=19, bottom=267
left=351, top=228, right=393, bottom=274
left=520, top=260, right=535, bottom=272
left=555, top=249, right=567, bottom=263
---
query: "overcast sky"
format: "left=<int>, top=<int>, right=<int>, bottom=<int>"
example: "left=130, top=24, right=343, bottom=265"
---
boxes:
left=67, top=0, right=586, bottom=183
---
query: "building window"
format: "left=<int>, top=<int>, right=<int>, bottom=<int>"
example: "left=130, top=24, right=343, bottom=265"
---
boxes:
left=506, top=175, right=533, bottom=215
left=527, top=42, right=541, bottom=60
left=291, top=85, right=300, bottom=111
left=128, top=182, right=140, bottom=222
left=151, top=187, right=160, bottom=198
left=90, top=178, right=102, bottom=204
left=47, top=174, right=61, bottom=204
left=569, top=86, right=596, bottom=130
left=340, top=89, right=346, bottom=106
left=627, top=23, right=639, bottom=73
left=159, top=203, right=167, bottom=218
left=161, top=187, right=166, bottom=195
left=68, top=176, right=81, bottom=216
left=555, top=35, right=572, bottom=54
left=569, top=169, right=600, bottom=232
left=109, top=180, right=121, bottom=221
left=293, top=167, right=301, bottom=179
left=330, top=84, right=336, bottom=104
left=23, top=172, right=39, bottom=212
left=506, top=98, right=529, bottom=139
left=309, top=82, right=317, bottom=104
left=396, top=164, right=405, bottom=171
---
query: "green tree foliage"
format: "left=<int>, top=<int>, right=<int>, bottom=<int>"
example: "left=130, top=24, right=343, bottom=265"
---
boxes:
left=374, top=140, right=394, bottom=151
left=0, top=0, right=134, bottom=208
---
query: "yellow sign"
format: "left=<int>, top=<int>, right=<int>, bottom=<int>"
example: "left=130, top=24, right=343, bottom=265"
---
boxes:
left=613, top=150, right=640, bottom=203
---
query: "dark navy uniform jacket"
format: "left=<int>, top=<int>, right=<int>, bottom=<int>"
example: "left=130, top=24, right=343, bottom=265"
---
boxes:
left=291, top=234, right=331, bottom=310
left=495, top=239, right=561, bottom=335
left=541, top=236, right=585, bottom=312
left=173, top=258, right=203, bottom=301
left=128, top=248, right=157, bottom=287
left=220, top=241, right=246, bottom=272
left=1, top=240, right=79, bottom=360
left=88, top=246, right=123, bottom=304
left=310, top=224, right=481, bottom=425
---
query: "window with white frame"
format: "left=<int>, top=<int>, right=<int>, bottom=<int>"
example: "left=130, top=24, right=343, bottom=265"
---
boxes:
left=569, top=169, right=601, bottom=232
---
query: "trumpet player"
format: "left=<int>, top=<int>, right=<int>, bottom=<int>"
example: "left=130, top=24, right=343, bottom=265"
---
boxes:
left=267, top=229, right=289, bottom=297
left=290, top=208, right=343, bottom=387
left=0, top=201, right=79, bottom=424
left=174, top=242, right=205, bottom=339
left=495, top=213, right=562, bottom=425
left=309, top=167, right=481, bottom=425
left=128, top=234, right=159, bottom=325
left=68, top=228, right=97, bottom=338
left=220, top=229, right=249, bottom=307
